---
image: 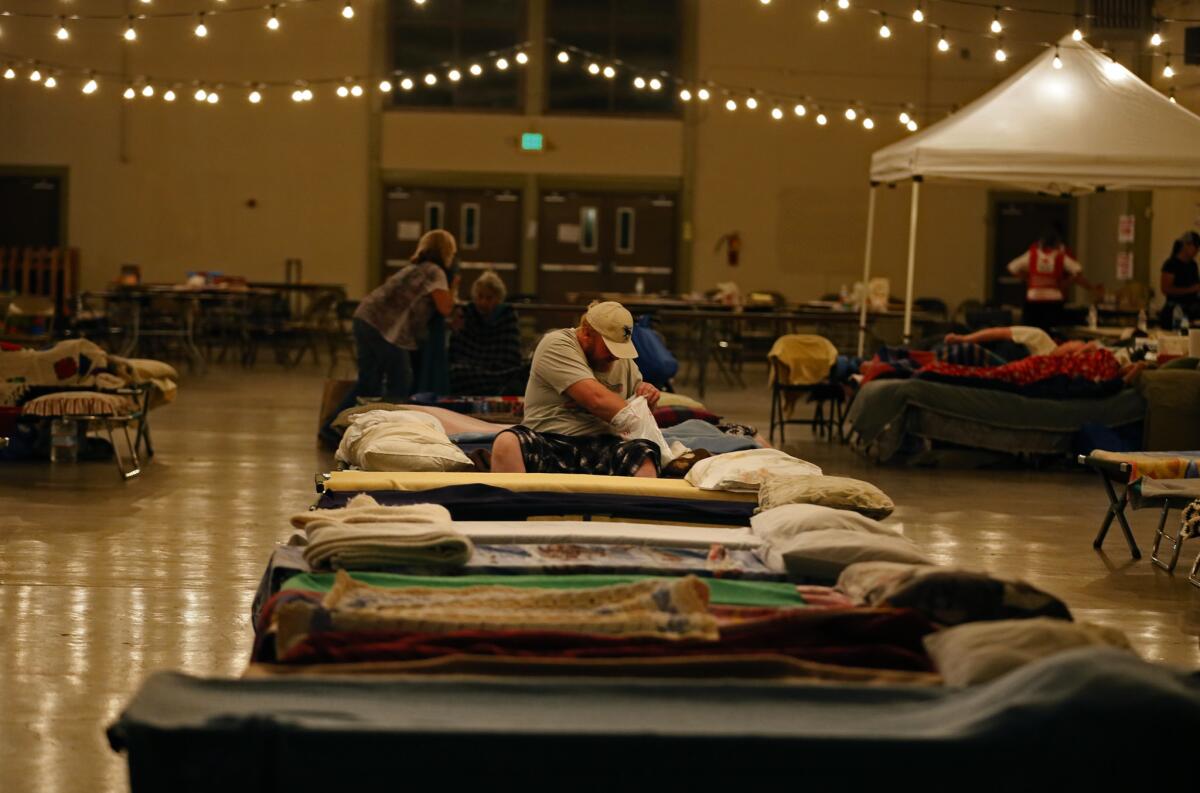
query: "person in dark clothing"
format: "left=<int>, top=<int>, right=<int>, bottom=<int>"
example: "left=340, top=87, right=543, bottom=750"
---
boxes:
left=448, top=270, right=524, bottom=395
left=1159, top=230, right=1200, bottom=328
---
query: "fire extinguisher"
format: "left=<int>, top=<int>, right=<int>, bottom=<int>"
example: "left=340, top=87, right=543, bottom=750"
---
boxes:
left=715, top=232, right=741, bottom=267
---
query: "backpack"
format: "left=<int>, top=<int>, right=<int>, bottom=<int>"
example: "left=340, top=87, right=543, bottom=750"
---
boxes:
left=631, top=314, right=678, bottom=388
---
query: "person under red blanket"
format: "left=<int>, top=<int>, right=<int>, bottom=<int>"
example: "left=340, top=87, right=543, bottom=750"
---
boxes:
left=922, top=345, right=1142, bottom=386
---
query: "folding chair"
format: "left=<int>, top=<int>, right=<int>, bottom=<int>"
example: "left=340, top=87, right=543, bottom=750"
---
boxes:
left=768, top=360, right=843, bottom=445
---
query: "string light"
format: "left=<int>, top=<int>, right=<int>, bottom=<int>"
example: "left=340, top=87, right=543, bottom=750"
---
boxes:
left=249, top=88, right=262, bottom=104
left=793, top=103, right=807, bottom=116
left=515, top=52, right=529, bottom=65
left=878, top=14, right=891, bottom=38
left=816, top=111, right=828, bottom=125
left=207, top=91, right=219, bottom=104
left=649, top=77, right=662, bottom=91
left=1052, top=46, right=1062, bottom=69
left=1169, top=87, right=1177, bottom=104
left=697, top=87, right=710, bottom=101
left=379, top=79, right=392, bottom=91
left=124, top=18, right=138, bottom=42
left=725, top=98, right=737, bottom=111
left=141, top=83, right=154, bottom=97
left=400, top=77, right=414, bottom=90
left=82, top=76, right=98, bottom=94
left=194, top=87, right=208, bottom=101
left=990, top=8, right=1003, bottom=34
left=125, top=85, right=138, bottom=100
left=55, top=18, right=70, bottom=41
left=557, top=51, right=570, bottom=63
left=837, top=0, right=849, bottom=9
left=1163, top=59, right=1174, bottom=79
left=602, top=65, right=616, bottom=79
left=937, top=27, right=950, bottom=52
left=267, top=6, right=280, bottom=30
left=745, top=95, right=758, bottom=109
left=336, top=84, right=349, bottom=97
left=899, top=110, right=910, bottom=124
left=771, top=106, right=783, bottom=120
left=341, top=2, right=355, bottom=20
left=1072, top=16, right=1084, bottom=41
left=634, top=76, right=646, bottom=89
left=350, top=84, right=363, bottom=96
left=448, top=68, right=462, bottom=81
left=862, top=117, right=874, bottom=129
left=469, top=63, right=483, bottom=76
left=817, top=1, right=830, bottom=23
left=906, top=119, right=919, bottom=131
left=911, top=2, right=924, bottom=24
left=587, top=63, right=600, bottom=75
left=1151, top=20, right=1163, bottom=47
left=3, top=66, right=15, bottom=80
left=844, top=106, right=857, bottom=121
left=495, top=57, right=510, bottom=70
left=163, top=88, right=176, bottom=101
left=423, top=72, right=437, bottom=85
left=44, top=75, right=57, bottom=89
left=194, top=13, right=208, bottom=38
left=679, top=88, right=692, bottom=101
left=994, top=38, right=1007, bottom=62
left=29, top=67, right=42, bottom=82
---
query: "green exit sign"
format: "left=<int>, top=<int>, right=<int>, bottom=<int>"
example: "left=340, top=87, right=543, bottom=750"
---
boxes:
left=520, top=132, right=544, bottom=151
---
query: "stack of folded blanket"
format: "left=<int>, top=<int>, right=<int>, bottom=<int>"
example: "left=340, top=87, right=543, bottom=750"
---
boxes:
left=293, top=495, right=473, bottom=570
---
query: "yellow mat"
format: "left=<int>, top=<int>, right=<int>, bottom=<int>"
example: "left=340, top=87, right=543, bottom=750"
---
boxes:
left=322, top=471, right=757, bottom=503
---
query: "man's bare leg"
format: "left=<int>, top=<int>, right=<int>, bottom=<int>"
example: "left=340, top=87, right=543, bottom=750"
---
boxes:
left=490, top=432, right=527, bottom=473
left=634, top=458, right=657, bottom=478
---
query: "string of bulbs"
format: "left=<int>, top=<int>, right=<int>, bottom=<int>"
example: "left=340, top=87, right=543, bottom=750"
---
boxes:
left=758, top=0, right=1189, bottom=78
left=757, top=0, right=1200, bottom=26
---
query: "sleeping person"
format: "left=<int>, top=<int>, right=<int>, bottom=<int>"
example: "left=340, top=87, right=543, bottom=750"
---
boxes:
left=489, top=301, right=662, bottom=477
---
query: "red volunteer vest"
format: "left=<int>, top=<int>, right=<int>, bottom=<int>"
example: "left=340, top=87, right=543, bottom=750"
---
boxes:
left=1026, top=244, right=1065, bottom=294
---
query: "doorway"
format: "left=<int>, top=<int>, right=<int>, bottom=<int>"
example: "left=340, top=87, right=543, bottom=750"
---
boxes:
left=537, top=190, right=677, bottom=303
left=990, top=194, right=1074, bottom=307
left=0, top=172, right=65, bottom=248
left=382, top=186, right=522, bottom=296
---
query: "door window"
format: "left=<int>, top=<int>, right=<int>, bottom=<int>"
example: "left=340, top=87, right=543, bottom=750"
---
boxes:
left=460, top=203, right=480, bottom=249
left=580, top=206, right=599, bottom=253
left=425, top=201, right=444, bottom=231
left=615, top=207, right=635, bottom=254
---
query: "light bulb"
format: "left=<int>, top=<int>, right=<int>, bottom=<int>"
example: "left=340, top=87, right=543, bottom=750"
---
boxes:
left=1071, top=28, right=1083, bottom=42
left=303, top=88, right=313, bottom=101
left=990, top=11, right=1002, bottom=34
left=679, top=88, right=692, bottom=101
left=994, top=43, right=1007, bottom=62
left=124, top=20, right=137, bottom=41
left=140, top=0, right=151, bottom=3
left=423, top=73, right=437, bottom=85
left=844, top=107, right=857, bottom=120
left=879, top=16, right=891, bottom=38
left=44, top=76, right=57, bottom=89
left=817, top=6, right=830, bottom=23
left=414, top=0, right=427, bottom=4
left=771, top=107, right=783, bottom=120
left=249, top=90, right=262, bottom=104
left=207, top=92, right=219, bottom=104
left=194, top=87, right=207, bottom=101
left=267, top=8, right=280, bottom=30
left=1151, top=31, right=1162, bottom=47
left=337, top=85, right=349, bottom=98
left=496, top=57, right=509, bottom=70
left=816, top=112, right=828, bottom=125
left=588, top=63, right=600, bottom=75
left=793, top=103, right=806, bottom=116
left=30, top=69, right=42, bottom=82
left=195, top=15, right=208, bottom=37
left=342, top=2, right=354, bottom=20
left=515, top=52, right=529, bottom=65
left=602, top=65, right=616, bottom=79
left=164, top=88, right=176, bottom=101
left=697, top=87, right=710, bottom=101
left=56, top=19, right=69, bottom=41
left=557, top=51, right=570, bottom=63
left=1163, top=62, right=1175, bottom=78
left=124, top=86, right=136, bottom=100
left=899, top=111, right=910, bottom=124
left=3, top=68, right=15, bottom=80
left=448, top=68, right=461, bottom=82
left=907, top=120, right=919, bottom=131
left=82, top=78, right=98, bottom=94
left=937, top=28, right=950, bottom=51
left=350, top=85, right=363, bottom=97
left=1053, top=53, right=1063, bottom=70
left=760, top=0, right=771, bottom=4
left=745, top=96, right=758, bottom=109
left=469, top=63, right=483, bottom=76
left=379, top=79, right=392, bottom=91
left=142, top=84, right=154, bottom=97
left=634, top=76, right=646, bottom=89
left=400, top=77, right=414, bottom=90
left=1169, top=88, right=1177, bottom=104
left=724, top=98, right=737, bottom=111
left=649, top=77, right=662, bottom=91
left=863, top=117, right=875, bottom=129
left=291, top=89, right=303, bottom=102
left=837, top=0, right=849, bottom=8
left=1105, top=58, right=1123, bottom=78
left=912, top=4, right=924, bottom=23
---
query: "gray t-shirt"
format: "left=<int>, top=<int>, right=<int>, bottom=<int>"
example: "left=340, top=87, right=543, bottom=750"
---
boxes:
left=523, top=328, right=642, bottom=436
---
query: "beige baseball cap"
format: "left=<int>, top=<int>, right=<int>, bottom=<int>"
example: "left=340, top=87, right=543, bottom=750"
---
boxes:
left=584, top=301, right=638, bottom=359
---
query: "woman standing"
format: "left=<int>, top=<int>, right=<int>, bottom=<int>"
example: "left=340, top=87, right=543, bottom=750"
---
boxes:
left=352, top=230, right=459, bottom=401
left=1159, top=230, right=1200, bottom=328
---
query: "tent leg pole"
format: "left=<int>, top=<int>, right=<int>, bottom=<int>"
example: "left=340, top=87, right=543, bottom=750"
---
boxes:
left=903, top=178, right=921, bottom=345
left=857, top=184, right=878, bottom=358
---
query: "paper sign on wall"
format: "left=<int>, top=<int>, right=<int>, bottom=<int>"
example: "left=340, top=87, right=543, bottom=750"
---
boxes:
left=557, top=223, right=581, bottom=244
left=397, top=221, right=422, bottom=241
left=1116, top=251, right=1134, bottom=280
left=1118, top=214, right=1135, bottom=243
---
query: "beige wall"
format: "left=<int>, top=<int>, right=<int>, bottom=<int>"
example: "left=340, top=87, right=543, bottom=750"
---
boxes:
left=1, top=0, right=1193, bottom=306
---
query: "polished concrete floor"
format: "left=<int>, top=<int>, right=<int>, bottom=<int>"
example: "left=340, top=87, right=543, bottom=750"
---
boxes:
left=2, top=362, right=1199, bottom=792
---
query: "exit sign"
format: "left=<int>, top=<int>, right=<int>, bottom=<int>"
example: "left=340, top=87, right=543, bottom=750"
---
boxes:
left=520, top=132, right=544, bottom=151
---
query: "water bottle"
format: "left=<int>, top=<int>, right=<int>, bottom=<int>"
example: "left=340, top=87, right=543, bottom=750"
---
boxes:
left=634, top=276, right=645, bottom=296
left=1087, top=304, right=1098, bottom=330
left=50, top=418, right=78, bottom=463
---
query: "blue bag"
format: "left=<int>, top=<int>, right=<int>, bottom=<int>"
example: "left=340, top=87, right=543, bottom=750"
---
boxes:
left=631, top=314, right=679, bottom=388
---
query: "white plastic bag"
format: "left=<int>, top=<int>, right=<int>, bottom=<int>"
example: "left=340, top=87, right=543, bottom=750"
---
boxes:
left=610, top=395, right=682, bottom=465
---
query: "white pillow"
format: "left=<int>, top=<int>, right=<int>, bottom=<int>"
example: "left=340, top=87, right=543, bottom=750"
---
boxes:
left=338, top=410, right=473, bottom=472
left=757, top=474, right=895, bottom=519
left=685, top=448, right=822, bottom=492
left=761, top=528, right=930, bottom=582
left=924, top=618, right=1133, bottom=687
left=752, top=503, right=904, bottom=538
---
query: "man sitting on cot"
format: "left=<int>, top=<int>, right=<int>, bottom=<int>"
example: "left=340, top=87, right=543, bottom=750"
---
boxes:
left=490, top=301, right=662, bottom=477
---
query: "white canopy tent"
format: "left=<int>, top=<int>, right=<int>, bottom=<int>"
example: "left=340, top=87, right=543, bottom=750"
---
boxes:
left=857, top=35, right=1200, bottom=354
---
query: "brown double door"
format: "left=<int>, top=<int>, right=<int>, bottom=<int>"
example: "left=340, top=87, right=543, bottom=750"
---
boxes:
left=383, top=186, right=522, bottom=296
left=537, top=191, right=677, bottom=304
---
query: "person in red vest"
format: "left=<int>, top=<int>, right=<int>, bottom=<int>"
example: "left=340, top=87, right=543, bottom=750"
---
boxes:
left=1006, top=227, right=1098, bottom=331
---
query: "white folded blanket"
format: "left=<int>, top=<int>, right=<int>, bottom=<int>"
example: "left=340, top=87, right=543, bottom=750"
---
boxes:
left=292, top=494, right=451, bottom=530
left=303, top=521, right=474, bottom=570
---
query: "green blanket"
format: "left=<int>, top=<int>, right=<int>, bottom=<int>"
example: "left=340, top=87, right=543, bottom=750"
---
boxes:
left=283, top=572, right=806, bottom=608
